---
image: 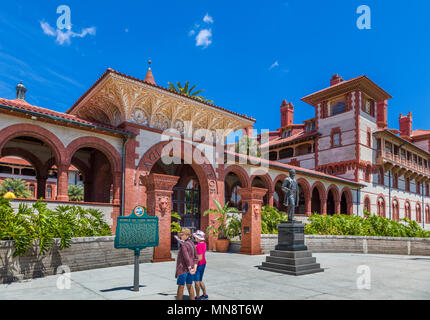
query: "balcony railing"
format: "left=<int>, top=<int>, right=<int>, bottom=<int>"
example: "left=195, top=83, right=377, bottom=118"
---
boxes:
left=376, top=151, right=430, bottom=176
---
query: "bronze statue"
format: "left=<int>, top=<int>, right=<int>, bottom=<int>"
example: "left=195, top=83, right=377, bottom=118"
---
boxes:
left=281, top=169, right=299, bottom=222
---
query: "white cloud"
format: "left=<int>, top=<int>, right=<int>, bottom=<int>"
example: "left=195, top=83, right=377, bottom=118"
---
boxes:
left=41, top=21, right=56, bottom=36
left=196, top=29, right=212, bottom=48
left=188, top=29, right=196, bottom=36
left=269, top=61, right=279, bottom=70
left=40, top=21, right=96, bottom=46
left=203, top=13, right=214, bottom=24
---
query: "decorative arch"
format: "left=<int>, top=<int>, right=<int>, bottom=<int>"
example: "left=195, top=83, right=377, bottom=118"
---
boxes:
left=223, top=165, right=250, bottom=189
left=297, top=177, right=311, bottom=216
left=273, top=174, right=288, bottom=190
left=341, top=187, right=354, bottom=215
left=250, top=173, right=273, bottom=193
left=425, top=204, right=430, bottom=224
left=0, top=123, right=65, bottom=165
left=311, top=181, right=327, bottom=200
left=66, top=136, right=122, bottom=173
left=136, top=140, right=218, bottom=195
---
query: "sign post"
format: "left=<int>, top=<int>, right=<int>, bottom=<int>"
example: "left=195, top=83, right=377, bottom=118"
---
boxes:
left=114, top=205, right=159, bottom=292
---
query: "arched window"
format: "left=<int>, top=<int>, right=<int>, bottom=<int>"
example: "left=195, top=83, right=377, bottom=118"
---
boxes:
left=416, top=203, right=422, bottom=223
left=405, top=201, right=411, bottom=220
left=426, top=205, right=430, bottom=224
left=392, top=200, right=399, bottom=221
left=364, top=197, right=371, bottom=215
left=377, top=197, right=385, bottom=217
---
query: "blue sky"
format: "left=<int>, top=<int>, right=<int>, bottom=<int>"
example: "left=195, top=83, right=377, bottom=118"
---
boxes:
left=1, top=0, right=430, bottom=134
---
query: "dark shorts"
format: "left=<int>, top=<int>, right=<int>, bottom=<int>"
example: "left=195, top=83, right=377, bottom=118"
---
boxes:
left=177, top=272, right=194, bottom=286
left=194, top=264, right=206, bottom=282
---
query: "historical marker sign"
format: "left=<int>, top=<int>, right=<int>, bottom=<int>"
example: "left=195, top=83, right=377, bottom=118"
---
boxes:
left=114, top=205, right=159, bottom=250
left=114, top=205, right=159, bottom=292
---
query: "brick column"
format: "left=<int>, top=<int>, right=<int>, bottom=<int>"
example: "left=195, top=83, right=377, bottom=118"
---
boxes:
left=141, top=173, right=179, bottom=263
left=112, top=171, right=122, bottom=205
left=36, top=176, right=47, bottom=200
left=238, top=187, right=267, bottom=255
left=267, top=191, right=274, bottom=207
left=335, top=200, right=341, bottom=215
left=56, top=165, right=69, bottom=202
left=321, top=197, right=327, bottom=215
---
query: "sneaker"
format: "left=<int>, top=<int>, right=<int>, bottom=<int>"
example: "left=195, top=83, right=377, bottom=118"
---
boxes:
left=202, top=295, right=208, bottom=300
left=195, top=296, right=201, bottom=300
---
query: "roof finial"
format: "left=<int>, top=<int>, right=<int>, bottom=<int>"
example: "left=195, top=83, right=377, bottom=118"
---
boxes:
left=144, top=58, right=156, bottom=85
left=16, top=80, right=27, bottom=101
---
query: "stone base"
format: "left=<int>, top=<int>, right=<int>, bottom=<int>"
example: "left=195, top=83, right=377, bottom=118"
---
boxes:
left=151, top=257, right=175, bottom=263
left=238, top=249, right=265, bottom=256
left=259, top=250, right=324, bottom=276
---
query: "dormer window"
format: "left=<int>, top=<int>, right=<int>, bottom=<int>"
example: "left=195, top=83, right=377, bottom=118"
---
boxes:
left=306, top=121, right=315, bottom=132
left=282, top=130, right=291, bottom=138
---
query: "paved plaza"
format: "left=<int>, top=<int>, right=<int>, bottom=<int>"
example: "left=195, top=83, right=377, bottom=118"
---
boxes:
left=1, top=252, right=429, bottom=300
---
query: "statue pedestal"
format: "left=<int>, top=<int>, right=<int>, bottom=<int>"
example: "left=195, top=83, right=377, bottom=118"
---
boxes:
left=275, top=221, right=308, bottom=252
left=259, top=221, right=324, bottom=276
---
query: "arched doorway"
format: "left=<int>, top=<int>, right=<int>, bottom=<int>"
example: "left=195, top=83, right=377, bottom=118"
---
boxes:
left=327, top=190, right=336, bottom=215
left=311, top=187, right=321, bottom=214
left=340, top=193, right=348, bottom=214
left=70, top=147, right=113, bottom=203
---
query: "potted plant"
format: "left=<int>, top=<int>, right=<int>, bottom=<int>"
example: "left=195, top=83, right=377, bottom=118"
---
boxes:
left=204, top=200, right=240, bottom=252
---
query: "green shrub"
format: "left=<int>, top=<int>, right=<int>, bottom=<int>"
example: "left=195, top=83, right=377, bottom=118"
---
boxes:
left=0, top=199, right=112, bottom=257
left=261, top=206, right=287, bottom=234
left=68, top=184, right=84, bottom=202
left=304, top=213, right=430, bottom=238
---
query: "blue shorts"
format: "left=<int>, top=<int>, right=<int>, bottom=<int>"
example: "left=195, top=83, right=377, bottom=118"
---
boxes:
left=194, top=264, right=206, bottom=282
left=177, top=272, right=194, bottom=286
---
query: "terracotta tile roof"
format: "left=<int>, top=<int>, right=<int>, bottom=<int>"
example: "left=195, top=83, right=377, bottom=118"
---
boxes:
left=261, top=130, right=319, bottom=148
left=412, top=129, right=430, bottom=137
left=68, top=68, right=256, bottom=123
left=0, top=98, right=134, bottom=136
left=301, top=75, right=392, bottom=105
left=225, top=151, right=365, bottom=187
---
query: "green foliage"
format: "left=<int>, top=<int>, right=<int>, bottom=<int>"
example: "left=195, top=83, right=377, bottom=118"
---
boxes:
left=68, top=184, right=84, bottom=202
left=226, top=212, right=242, bottom=240
left=304, top=213, right=430, bottom=238
left=235, top=136, right=261, bottom=157
left=171, top=211, right=182, bottom=233
left=261, top=206, right=287, bottom=234
left=204, top=200, right=240, bottom=240
left=0, top=178, right=32, bottom=199
left=167, top=81, right=214, bottom=104
left=0, top=199, right=112, bottom=257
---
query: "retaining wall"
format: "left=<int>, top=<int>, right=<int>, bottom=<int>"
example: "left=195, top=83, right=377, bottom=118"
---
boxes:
left=0, top=237, right=153, bottom=284
left=230, top=234, right=430, bottom=256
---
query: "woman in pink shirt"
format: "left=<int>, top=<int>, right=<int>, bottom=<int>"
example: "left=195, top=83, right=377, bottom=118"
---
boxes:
left=193, top=230, right=208, bottom=300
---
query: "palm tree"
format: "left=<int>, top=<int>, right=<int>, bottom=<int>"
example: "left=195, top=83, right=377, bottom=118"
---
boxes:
left=167, top=81, right=214, bottom=104
left=204, top=200, right=240, bottom=240
left=0, top=178, right=32, bottom=199
left=68, top=184, right=84, bottom=202
left=235, top=136, right=261, bottom=157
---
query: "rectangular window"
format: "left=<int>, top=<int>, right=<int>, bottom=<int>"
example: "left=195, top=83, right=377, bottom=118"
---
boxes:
left=333, top=133, right=340, bottom=147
